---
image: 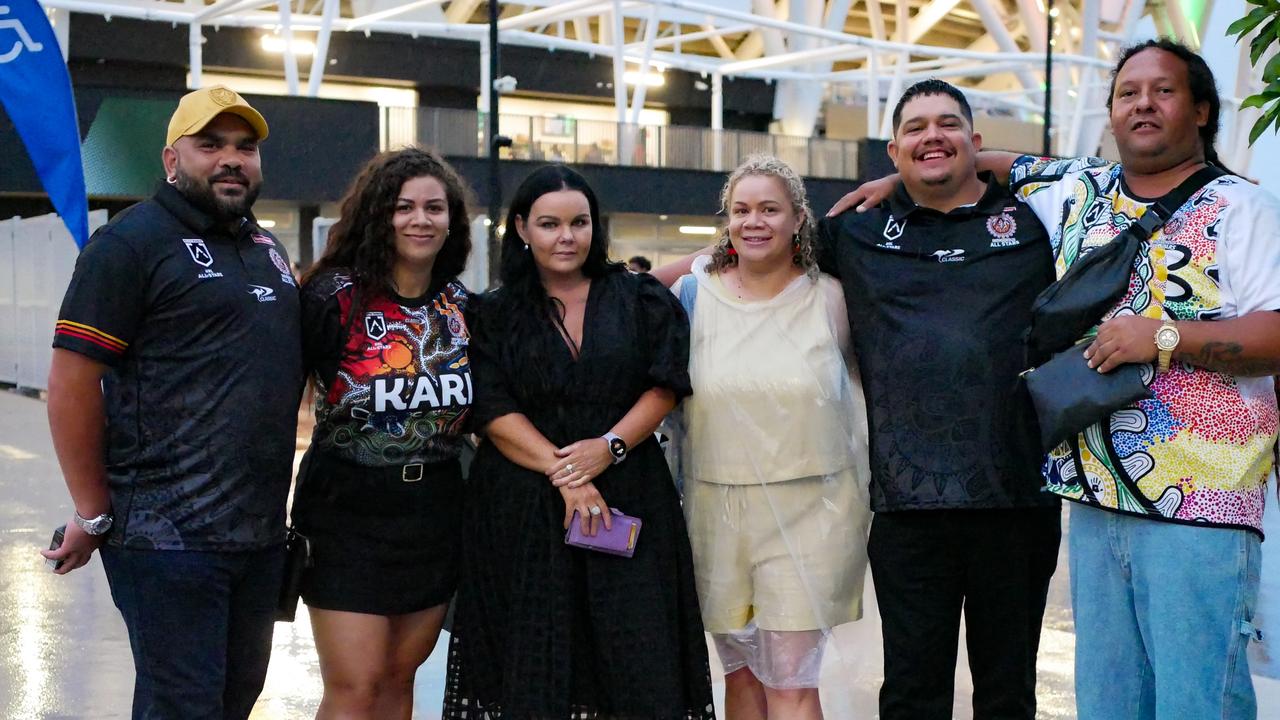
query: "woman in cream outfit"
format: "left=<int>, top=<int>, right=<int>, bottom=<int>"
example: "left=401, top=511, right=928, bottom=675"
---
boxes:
left=674, top=155, right=871, bottom=720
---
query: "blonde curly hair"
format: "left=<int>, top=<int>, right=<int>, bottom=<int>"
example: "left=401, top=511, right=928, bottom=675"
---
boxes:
left=706, top=154, right=817, bottom=278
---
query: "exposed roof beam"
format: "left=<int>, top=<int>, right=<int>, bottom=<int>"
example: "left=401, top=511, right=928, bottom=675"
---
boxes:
left=907, top=0, right=964, bottom=43
left=702, top=22, right=738, bottom=59
left=498, top=0, right=614, bottom=32
left=445, top=0, right=481, bottom=23
left=348, top=0, right=447, bottom=30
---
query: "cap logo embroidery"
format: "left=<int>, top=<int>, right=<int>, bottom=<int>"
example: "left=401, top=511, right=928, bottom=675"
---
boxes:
left=209, top=87, right=237, bottom=106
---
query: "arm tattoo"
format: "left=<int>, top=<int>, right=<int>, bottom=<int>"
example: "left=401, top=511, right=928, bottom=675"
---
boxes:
left=1187, top=341, right=1280, bottom=377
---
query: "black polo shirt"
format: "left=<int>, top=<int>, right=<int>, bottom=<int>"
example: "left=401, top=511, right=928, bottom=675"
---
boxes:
left=817, top=173, right=1058, bottom=512
left=53, top=183, right=303, bottom=551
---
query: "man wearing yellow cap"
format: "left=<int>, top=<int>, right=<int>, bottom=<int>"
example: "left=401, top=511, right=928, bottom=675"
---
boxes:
left=42, top=85, right=303, bottom=719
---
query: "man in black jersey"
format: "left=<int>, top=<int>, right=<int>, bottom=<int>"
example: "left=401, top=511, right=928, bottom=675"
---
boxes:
left=42, top=86, right=302, bottom=720
left=818, top=80, right=1060, bottom=720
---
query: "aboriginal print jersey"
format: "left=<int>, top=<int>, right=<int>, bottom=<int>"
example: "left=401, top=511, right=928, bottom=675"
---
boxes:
left=301, top=269, right=472, bottom=467
left=1011, top=155, right=1280, bottom=535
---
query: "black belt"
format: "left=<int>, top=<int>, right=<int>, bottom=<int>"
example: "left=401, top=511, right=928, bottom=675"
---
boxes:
left=310, top=450, right=460, bottom=484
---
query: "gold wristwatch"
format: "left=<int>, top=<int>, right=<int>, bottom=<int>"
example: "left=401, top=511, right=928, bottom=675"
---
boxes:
left=1155, top=321, right=1180, bottom=373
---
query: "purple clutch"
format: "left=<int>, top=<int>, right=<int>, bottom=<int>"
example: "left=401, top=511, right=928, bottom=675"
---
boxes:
left=564, top=509, right=642, bottom=558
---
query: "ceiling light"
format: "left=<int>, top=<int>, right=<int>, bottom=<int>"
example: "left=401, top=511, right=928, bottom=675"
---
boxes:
left=623, top=70, right=664, bottom=87
left=258, top=219, right=277, bottom=228
left=261, top=34, right=316, bottom=56
left=679, top=225, right=718, bottom=235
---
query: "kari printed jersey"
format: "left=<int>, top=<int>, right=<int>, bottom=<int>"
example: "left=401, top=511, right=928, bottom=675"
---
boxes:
left=301, top=269, right=472, bottom=467
left=1011, top=155, right=1280, bottom=536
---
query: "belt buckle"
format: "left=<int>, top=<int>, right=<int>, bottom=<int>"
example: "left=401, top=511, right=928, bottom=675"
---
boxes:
left=401, top=463, right=424, bottom=483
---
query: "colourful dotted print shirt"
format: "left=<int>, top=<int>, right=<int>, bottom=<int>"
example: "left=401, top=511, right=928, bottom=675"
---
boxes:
left=1010, top=156, right=1280, bottom=535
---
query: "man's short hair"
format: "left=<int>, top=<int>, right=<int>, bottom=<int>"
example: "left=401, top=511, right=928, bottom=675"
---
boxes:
left=890, top=79, right=975, bottom=135
left=628, top=255, right=652, bottom=272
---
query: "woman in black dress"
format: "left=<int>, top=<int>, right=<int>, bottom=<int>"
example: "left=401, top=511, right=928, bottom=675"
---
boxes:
left=443, top=165, right=714, bottom=719
left=295, top=147, right=473, bottom=718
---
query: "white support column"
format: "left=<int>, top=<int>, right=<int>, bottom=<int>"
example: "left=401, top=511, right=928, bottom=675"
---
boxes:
left=627, top=6, right=660, bottom=126
left=610, top=0, right=629, bottom=164
left=711, top=72, right=723, bottom=171
left=968, top=0, right=1039, bottom=93
left=1064, top=0, right=1100, bottom=156
left=479, top=36, right=490, bottom=121
left=573, top=16, right=591, bottom=43
left=189, top=23, right=203, bottom=88
left=307, top=0, right=338, bottom=97
left=866, top=49, right=880, bottom=139
left=47, top=7, right=70, bottom=60
left=279, top=0, right=300, bottom=96
left=878, top=0, right=910, bottom=138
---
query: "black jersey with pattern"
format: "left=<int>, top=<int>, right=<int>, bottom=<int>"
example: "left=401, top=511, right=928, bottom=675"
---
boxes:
left=301, top=268, right=472, bottom=467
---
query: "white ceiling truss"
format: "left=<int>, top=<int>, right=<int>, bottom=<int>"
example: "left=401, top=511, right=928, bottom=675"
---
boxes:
left=39, top=0, right=1264, bottom=172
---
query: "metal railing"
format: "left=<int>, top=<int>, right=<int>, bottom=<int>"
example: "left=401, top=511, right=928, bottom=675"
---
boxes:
left=383, top=107, right=859, bottom=180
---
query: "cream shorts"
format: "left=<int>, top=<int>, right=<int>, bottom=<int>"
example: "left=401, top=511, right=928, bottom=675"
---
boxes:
left=683, top=468, right=870, bottom=633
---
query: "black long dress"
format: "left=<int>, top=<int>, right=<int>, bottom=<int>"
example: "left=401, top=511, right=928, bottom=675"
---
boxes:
left=443, top=269, right=715, bottom=720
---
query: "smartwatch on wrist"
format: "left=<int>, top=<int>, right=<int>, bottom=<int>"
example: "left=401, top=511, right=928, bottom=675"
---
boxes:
left=602, top=432, right=627, bottom=464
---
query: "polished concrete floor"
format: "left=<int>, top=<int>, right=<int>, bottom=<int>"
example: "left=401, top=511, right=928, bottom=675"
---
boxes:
left=2, top=389, right=1277, bottom=719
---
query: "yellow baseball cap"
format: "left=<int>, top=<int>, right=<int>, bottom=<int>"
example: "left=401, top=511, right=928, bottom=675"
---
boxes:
left=166, top=85, right=269, bottom=146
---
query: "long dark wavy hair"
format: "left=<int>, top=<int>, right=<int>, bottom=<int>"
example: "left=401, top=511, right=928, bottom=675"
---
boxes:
left=487, top=165, right=622, bottom=386
left=1107, top=38, right=1235, bottom=175
left=307, top=146, right=474, bottom=300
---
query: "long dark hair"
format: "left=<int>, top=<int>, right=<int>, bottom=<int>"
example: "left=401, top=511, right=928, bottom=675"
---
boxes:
left=487, top=165, right=622, bottom=386
left=307, top=146, right=474, bottom=296
left=1107, top=38, right=1235, bottom=175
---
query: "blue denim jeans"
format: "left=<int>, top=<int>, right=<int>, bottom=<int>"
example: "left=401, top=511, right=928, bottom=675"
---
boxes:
left=1069, top=504, right=1261, bottom=720
left=100, top=544, right=286, bottom=720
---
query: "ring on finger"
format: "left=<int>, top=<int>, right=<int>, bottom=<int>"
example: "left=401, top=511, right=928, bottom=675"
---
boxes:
left=589, top=505, right=602, bottom=517
left=565, top=463, right=575, bottom=474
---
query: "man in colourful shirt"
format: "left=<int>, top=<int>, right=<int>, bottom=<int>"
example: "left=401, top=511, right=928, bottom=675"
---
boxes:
left=834, top=38, right=1280, bottom=719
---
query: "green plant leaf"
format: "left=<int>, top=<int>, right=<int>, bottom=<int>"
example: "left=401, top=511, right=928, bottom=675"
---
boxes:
left=1228, top=6, right=1274, bottom=38
left=1265, top=52, right=1280, bottom=81
left=1241, top=94, right=1271, bottom=110
left=1250, top=104, right=1280, bottom=145
left=1250, top=17, right=1278, bottom=65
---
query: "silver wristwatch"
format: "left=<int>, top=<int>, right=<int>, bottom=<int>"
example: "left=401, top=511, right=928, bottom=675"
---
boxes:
left=602, top=432, right=628, bottom=464
left=74, top=510, right=114, bottom=536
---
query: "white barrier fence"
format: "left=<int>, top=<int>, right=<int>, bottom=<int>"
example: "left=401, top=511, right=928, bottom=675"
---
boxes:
left=0, top=211, right=108, bottom=392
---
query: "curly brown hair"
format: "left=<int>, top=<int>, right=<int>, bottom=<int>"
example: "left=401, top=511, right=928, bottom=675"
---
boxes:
left=706, top=154, right=817, bottom=278
left=307, top=146, right=474, bottom=295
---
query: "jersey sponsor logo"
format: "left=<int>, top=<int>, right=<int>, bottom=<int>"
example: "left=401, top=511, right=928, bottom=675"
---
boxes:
left=183, top=238, right=214, bottom=267
left=987, top=212, right=1018, bottom=247
left=268, top=245, right=298, bottom=285
left=373, top=373, right=473, bottom=412
left=364, top=312, right=387, bottom=341
left=247, top=284, right=277, bottom=302
left=882, top=215, right=906, bottom=246
left=932, top=249, right=966, bottom=263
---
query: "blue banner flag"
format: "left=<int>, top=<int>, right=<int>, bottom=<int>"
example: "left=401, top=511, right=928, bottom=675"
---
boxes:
left=0, top=1, right=88, bottom=247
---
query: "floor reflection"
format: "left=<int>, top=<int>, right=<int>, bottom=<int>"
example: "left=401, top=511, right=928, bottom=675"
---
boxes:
left=3, top=390, right=1277, bottom=719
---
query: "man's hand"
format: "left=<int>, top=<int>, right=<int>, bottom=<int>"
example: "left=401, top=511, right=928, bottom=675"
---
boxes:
left=1085, top=316, right=1160, bottom=373
left=827, top=175, right=899, bottom=217
left=40, top=519, right=105, bottom=575
left=548, top=438, right=613, bottom=489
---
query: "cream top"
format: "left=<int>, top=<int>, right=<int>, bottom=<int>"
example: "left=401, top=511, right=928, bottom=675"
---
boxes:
left=676, top=255, right=868, bottom=485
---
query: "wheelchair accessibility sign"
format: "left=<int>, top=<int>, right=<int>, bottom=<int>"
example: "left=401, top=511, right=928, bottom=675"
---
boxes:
left=0, top=5, right=45, bottom=64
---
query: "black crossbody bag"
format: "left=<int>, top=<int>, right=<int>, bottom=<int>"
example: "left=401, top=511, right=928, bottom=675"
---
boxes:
left=1022, top=166, right=1224, bottom=451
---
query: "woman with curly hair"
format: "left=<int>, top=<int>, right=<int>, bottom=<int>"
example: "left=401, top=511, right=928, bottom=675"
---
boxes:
left=442, top=164, right=715, bottom=719
left=673, top=154, right=871, bottom=720
left=294, top=146, right=474, bottom=719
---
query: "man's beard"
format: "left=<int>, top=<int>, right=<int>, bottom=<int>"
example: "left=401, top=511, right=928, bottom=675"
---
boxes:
left=174, top=165, right=261, bottom=221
